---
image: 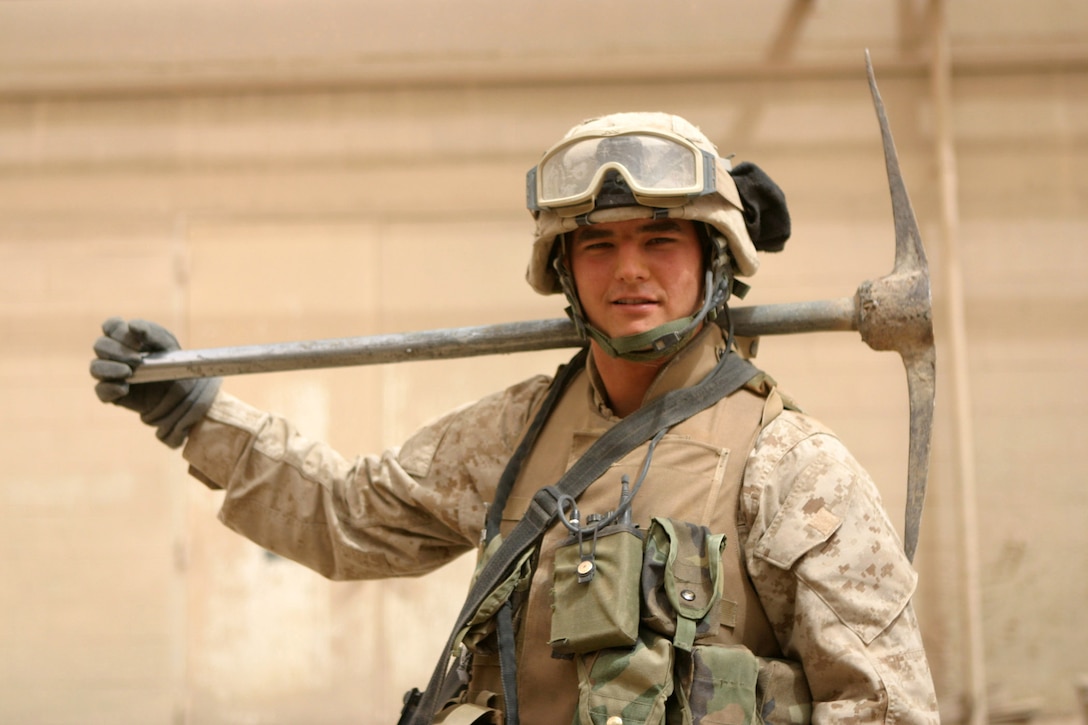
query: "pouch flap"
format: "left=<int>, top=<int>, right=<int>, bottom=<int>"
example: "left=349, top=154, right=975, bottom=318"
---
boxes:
left=642, top=518, right=726, bottom=649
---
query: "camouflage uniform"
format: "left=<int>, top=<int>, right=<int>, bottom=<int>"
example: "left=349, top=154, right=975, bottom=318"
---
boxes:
left=183, top=326, right=938, bottom=723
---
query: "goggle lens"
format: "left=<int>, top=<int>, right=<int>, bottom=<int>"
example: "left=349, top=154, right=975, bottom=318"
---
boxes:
left=528, top=131, right=715, bottom=213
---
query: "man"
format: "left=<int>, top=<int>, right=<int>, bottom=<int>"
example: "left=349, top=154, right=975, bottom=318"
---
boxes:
left=91, top=112, right=938, bottom=723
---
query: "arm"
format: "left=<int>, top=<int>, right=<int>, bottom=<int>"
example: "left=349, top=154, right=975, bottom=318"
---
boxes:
left=183, top=376, right=552, bottom=581
left=89, top=316, right=554, bottom=582
left=740, top=410, right=939, bottom=724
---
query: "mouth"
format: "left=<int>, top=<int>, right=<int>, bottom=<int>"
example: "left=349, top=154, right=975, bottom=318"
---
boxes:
left=612, top=296, right=658, bottom=307
left=608, top=297, right=661, bottom=323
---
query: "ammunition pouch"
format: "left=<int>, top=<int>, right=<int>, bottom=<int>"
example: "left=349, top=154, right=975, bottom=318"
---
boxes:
left=566, top=518, right=812, bottom=725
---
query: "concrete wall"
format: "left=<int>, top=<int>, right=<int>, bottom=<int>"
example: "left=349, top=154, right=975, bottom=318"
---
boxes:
left=1, top=1, right=1086, bottom=723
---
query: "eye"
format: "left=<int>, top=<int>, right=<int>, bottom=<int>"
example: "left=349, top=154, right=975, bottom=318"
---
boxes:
left=575, top=238, right=613, bottom=252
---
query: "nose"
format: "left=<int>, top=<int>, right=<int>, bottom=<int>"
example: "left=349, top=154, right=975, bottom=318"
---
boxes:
left=614, top=243, right=649, bottom=282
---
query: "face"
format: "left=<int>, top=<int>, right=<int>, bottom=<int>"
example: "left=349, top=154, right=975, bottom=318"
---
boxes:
left=567, top=218, right=705, bottom=341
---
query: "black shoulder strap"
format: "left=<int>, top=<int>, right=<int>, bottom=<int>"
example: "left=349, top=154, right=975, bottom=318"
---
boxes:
left=484, top=347, right=589, bottom=543
left=409, top=350, right=760, bottom=725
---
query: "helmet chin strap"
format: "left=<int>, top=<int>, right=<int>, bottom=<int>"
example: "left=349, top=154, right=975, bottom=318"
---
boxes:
left=582, top=315, right=700, bottom=362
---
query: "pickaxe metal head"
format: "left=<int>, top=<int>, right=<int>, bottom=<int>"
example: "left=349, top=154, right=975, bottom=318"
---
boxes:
left=858, top=51, right=937, bottom=562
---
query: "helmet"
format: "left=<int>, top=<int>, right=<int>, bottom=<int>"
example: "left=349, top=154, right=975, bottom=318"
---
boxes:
left=525, top=112, right=761, bottom=361
left=526, top=112, right=760, bottom=297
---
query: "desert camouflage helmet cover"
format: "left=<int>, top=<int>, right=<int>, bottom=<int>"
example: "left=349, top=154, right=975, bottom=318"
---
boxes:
left=526, top=112, right=760, bottom=296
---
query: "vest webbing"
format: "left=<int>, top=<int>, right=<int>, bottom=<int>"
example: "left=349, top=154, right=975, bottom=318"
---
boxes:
left=408, top=350, right=761, bottom=725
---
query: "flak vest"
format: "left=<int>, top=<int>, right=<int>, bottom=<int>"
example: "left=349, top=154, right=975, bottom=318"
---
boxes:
left=464, top=342, right=787, bottom=725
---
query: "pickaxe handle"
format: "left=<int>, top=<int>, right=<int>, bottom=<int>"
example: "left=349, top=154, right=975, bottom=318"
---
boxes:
left=127, top=298, right=858, bottom=384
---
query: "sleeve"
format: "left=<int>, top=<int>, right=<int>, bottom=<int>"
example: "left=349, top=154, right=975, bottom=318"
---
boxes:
left=181, top=375, right=553, bottom=581
left=739, top=410, right=939, bottom=724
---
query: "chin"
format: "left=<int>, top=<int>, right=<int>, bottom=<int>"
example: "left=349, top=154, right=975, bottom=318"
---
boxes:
left=605, top=325, right=655, bottom=339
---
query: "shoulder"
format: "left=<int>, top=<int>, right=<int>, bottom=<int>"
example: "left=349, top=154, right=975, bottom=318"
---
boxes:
left=398, top=374, right=554, bottom=478
left=747, top=409, right=857, bottom=483
left=744, top=410, right=846, bottom=502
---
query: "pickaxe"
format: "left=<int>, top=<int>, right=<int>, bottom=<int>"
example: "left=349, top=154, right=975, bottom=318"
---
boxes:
left=129, top=54, right=935, bottom=562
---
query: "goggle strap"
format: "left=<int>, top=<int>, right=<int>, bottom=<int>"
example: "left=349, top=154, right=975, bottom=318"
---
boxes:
left=573, top=207, right=671, bottom=227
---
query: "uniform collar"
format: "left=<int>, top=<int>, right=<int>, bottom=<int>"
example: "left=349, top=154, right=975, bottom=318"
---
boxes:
left=586, top=325, right=728, bottom=418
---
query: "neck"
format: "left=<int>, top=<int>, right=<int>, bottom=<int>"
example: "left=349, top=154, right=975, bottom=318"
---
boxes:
left=589, top=340, right=670, bottom=417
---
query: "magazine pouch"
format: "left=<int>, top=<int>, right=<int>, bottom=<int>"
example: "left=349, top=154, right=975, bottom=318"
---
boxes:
left=641, top=518, right=726, bottom=651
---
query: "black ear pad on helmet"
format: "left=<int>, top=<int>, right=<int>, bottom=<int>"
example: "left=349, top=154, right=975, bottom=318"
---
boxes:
left=731, top=162, right=791, bottom=253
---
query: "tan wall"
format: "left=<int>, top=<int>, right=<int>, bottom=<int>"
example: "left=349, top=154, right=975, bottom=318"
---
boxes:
left=2, top=2, right=1087, bottom=723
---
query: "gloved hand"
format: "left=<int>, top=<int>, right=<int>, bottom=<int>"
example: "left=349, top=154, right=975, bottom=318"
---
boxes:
left=90, top=317, right=221, bottom=448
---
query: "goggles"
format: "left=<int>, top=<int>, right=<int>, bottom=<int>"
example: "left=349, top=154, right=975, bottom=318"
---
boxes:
left=526, top=130, right=718, bottom=217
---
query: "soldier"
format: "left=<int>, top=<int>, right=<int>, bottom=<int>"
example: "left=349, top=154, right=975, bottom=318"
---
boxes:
left=91, top=112, right=939, bottom=723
